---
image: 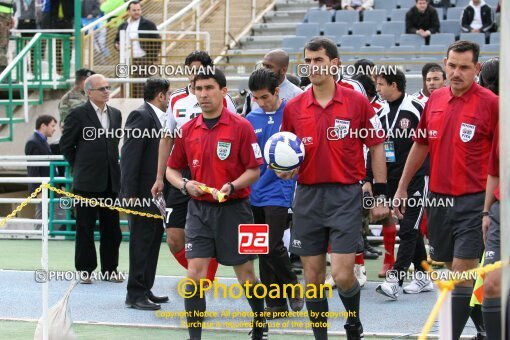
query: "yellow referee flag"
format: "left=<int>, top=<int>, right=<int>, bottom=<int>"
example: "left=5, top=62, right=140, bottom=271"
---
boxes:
left=470, top=254, right=485, bottom=307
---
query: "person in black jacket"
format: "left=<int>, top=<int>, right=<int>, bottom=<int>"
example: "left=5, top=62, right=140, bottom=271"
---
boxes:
left=461, top=0, right=495, bottom=42
left=405, top=0, right=440, bottom=44
left=60, top=73, right=123, bottom=284
left=25, top=115, right=57, bottom=229
left=121, top=78, right=171, bottom=310
left=114, top=1, right=160, bottom=97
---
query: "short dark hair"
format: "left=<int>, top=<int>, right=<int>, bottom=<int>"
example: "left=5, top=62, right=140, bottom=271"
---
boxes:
left=185, top=51, right=214, bottom=67
left=479, top=57, right=499, bottom=95
left=376, top=68, right=406, bottom=92
left=144, top=77, right=170, bottom=102
left=304, top=37, right=339, bottom=61
left=36, top=115, right=57, bottom=129
left=354, top=59, right=376, bottom=76
left=248, top=68, right=279, bottom=95
left=421, top=62, right=442, bottom=79
left=75, top=68, right=95, bottom=84
left=194, top=68, right=227, bottom=89
left=426, top=65, right=446, bottom=80
left=352, top=74, right=376, bottom=98
left=127, top=1, right=141, bottom=10
left=447, top=40, right=480, bottom=63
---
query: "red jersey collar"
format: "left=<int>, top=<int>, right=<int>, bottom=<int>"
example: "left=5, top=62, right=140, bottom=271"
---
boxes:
left=195, top=107, right=230, bottom=129
left=447, top=82, right=479, bottom=103
left=305, top=82, right=344, bottom=107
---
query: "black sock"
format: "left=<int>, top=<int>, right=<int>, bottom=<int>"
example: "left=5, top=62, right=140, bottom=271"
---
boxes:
left=451, top=286, right=473, bottom=339
left=184, top=284, right=206, bottom=340
left=305, top=296, right=328, bottom=340
left=338, top=280, right=361, bottom=324
left=482, top=297, right=501, bottom=340
left=470, top=304, right=486, bottom=335
left=245, top=281, right=266, bottom=327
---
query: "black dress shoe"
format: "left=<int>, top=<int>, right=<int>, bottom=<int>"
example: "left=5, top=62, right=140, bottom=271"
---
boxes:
left=363, top=249, right=379, bottom=260
left=126, top=297, right=161, bottom=310
left=147, top=291, right=169, bottom=303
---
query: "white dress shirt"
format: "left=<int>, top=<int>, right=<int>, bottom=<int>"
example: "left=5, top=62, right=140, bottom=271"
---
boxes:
left=90, top=101, right=109, bottom=129
left=126, top=18, right=146, bottom=58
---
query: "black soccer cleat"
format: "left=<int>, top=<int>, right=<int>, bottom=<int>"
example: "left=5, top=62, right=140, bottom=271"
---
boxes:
left=249, top=321, right=268, bottom=340
left=344, top=321, right=364, bottom=340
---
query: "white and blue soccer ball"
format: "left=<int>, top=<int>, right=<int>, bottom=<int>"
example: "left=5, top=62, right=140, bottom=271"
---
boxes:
left=264, top=131, right=305, bottom=171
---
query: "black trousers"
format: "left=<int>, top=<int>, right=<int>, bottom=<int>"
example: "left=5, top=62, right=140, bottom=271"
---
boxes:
left=252, top=205, right=298, bottom=307
left=390, top=176, right=428, bottom=285
left=126, top=212, right=164, bottom=302
left=74, top=183, right=121, bottom=275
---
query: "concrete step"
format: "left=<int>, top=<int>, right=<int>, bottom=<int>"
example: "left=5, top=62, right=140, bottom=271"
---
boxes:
left=262, top=9, right=307, bottom=23
left=239, top=35, right=294, bottom=49
left=251, top=22, right=298, bottom=36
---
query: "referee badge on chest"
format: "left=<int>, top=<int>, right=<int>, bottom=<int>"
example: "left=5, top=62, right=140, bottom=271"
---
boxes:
left=334, top=118, right=350, bottom=139
left=217, top=141, right=231, bottom=160
left=459, top=122, right=476, bottom=142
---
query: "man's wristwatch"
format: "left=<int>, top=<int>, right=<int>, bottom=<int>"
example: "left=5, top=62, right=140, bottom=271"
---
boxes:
left=481, top=211, right=490, bottom=218
left=227, top=182, right=235, bottom=195
left=180, top=178, right=190, bottom=196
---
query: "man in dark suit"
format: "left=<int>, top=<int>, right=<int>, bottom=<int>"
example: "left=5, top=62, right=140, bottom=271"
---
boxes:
left=60, top=73, right=123, bottom=284
left=121, top=77, right=171, bottom=310
left=114, top=1, right=160, bottom=97
left=25, top=115, right=57, bottom=229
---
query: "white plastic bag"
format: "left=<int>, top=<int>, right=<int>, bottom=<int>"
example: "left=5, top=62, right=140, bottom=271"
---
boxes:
left=34, top=280, right=78, bottom=340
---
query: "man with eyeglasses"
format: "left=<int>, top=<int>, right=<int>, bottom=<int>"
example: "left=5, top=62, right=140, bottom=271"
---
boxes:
left=60, top=74, right=124, bottom=284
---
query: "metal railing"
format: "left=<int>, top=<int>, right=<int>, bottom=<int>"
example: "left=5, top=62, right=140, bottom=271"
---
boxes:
left=0, top=32, right=74, bottom=142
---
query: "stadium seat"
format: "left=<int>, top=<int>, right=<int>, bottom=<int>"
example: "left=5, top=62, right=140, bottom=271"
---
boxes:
left=436, top=7, right=446, bottom=20
left=389, top=45, right=416, bottom=59
left=390, top=8, right=408, bottom=22
left=359, top=46, right=385, bottom=60
left=339, top=35, right=369, bottom=49
left=282, top=36, right=308, bottom=52
left=295, top=23, right=321, bottom=38
left=398, top=0, right=416, bottom=9
left=323, top=22, right=350, bottom=38
left=455, top=0, right=470, bottom=7
left=399, top=34, right=426, bottom=48
left=370, top=34, right=396, bottom=47
left=339, top=46, right=355, bottom=56
left=420, top=44, right=446, bottom=54
left=440, top=20, right=461, bottom=37
left=430, top=33, right=455, bottom=46
left=363, top=9, right=388, bottom=23
left=459, top=32, right=486, bottom=45
left=485, top=0, right=499, bottom=7
left=335, top=10, right=359, bottom=25
left=481, top=44, right=500, bottom=54
left=375, top=0, right=397, bottom=11
left=351, top=22, right=379, bottom=36
left=446, top=7, right=464, bottom=20
left=490, top=32, right=500, bottom=45
left=307, top=10, right=333, bottom=24
left=380, top=21, right=405, bottom=37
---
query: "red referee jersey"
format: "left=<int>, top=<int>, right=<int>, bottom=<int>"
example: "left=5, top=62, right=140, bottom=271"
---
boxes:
left=282, top=83, right=385, bottom=185
left=488, top=125, right=500, bottom=201
left=168, top=108, right=263, bottom=202
left=414, top=83, right=499, bottom=196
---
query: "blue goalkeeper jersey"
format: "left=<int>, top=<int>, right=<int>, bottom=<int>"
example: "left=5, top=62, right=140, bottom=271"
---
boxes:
left=246, top=101, right=296, bottom=208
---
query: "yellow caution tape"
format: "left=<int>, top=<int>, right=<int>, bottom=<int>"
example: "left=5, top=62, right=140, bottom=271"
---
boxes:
left=198, top=184, right=227, bottom=203
left=0, top=183, right=163, bottom=230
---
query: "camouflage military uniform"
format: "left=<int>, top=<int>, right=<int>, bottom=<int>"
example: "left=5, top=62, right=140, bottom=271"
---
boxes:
left=0, top=10, right=13, bottom=68
left=58, top=86, right=88, bottom=123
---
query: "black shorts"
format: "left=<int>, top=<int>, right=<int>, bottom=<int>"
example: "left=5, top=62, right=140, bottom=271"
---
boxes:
left=427, top=192, right=484, bottom=262
left=484, top=201, right=500, bottom=265
left=165, top=201, right=188, bottom=229
left=290, top=183, right=362, bottom=256
left=185, top=199, right=257, bottom=266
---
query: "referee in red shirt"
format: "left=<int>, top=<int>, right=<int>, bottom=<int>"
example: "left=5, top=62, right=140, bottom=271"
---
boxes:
left=278, top=37, right=390, bottom=339
left=394, top=41, right=499, bottom=339
left=166, top=69, right=267, bottom=340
